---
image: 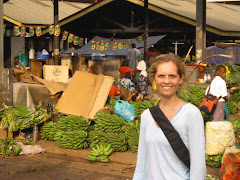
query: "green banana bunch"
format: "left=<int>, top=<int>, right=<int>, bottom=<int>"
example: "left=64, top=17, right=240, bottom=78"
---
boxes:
left=106, top=96, right=117, bottom=108
left=94, top=112, right=127, bottom=133
left=0, top=137, right=22, bottom=156
left=231, top=118, right=240, bottom=133
left=227, top=100, right=239, bottom=114
left=229, top=91, right=240, bottom=102
left=205, top=154, right=222, bottom=168
left=56, top=115, right=91, bottom=131
left=87, top=143, right=112, bottom=163
left=188, top=85, right=205, bottom=106
left=40, top=121, right=57, bottom=141
left=132, top=100, right=155, bottom=116
left=92, top=131, right=128, bottom=152
left=123, top=120, right=140, bottom=153
left=56, top=130, right=88, bottom=149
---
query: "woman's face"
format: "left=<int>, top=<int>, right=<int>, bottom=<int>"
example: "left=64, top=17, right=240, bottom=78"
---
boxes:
left=153, top=61, right=184, bottom=98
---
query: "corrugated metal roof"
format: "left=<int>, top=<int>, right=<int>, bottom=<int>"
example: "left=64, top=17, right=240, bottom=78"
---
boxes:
left=3, top=0, right=91, bottom=25
left=143, top=0, right=240, bottom=32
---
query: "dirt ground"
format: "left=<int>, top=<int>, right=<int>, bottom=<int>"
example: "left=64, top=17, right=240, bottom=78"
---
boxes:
left=0, top=151, right=222, bottom=180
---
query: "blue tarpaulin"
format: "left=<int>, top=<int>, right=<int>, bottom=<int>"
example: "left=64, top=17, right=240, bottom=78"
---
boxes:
left=206, top=46, right=240, bottom=64
left=73, top=35, right=166, bottom=56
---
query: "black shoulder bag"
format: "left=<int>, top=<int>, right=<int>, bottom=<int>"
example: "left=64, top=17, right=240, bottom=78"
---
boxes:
left=149, top=105, right=190, bottom=169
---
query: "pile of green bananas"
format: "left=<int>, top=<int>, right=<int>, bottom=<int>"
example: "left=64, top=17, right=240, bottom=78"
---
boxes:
left=227, top=100, right=239, bottom=114
left=123, top=120, right=140, bottom=153
left=231, top=118, right=240, bottom=133
left=132, top=100, right=155, bottom=116
left=205, top=154, right=222, bottom=168
left=94, top=111, right=127, bottom=133
left=201, top=111, right=213, bottom=122
left=56, top=130, right=88, bottom=149
left=87, top=143, right=113, bottom=163
left=178, top=84, right=205, bottom=106
left=106, top=96, right=117, bottom=108
left=92, top=131, right=128, bottom=152
left=56, top=115, right=91, bottom=131
left=230, top=91, right=240, bottom=103
left=40, top=121, right=57, bottom=141
left=0, top=137, right=22, bottom=156
left=0, top=105, right=49, bottom=132
left=188, top=85, right=205, bottom=106
left=225, top=65, right=240, bottom=88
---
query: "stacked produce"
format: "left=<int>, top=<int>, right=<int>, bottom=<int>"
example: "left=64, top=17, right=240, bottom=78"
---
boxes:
left=131, top=100, right=155, bottom=116
left=0, top=105, right=49, bottom=132
left=40, top=115, right=90, bottom=149
left=227, top=101, right=239, bottom=114
left=87, top=143, right=113, bottom=162
left=231, top=118, right=240, bottom=133
left=205, top=154, right=222, bottom=168
left=0, top=137, right=22, bottom=156
left=225, top=65, right=240, bottom=88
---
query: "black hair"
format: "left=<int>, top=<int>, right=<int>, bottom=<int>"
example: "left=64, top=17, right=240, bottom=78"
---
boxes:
left=216, top=65, right=226, bottom=71
left=132, top=43, right=136, bottom=48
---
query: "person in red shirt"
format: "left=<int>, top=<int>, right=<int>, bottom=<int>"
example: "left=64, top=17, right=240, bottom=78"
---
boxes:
left=118, top=66, right=135, bottom=81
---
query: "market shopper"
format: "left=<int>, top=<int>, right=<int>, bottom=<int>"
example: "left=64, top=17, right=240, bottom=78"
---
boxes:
left=205, top=65, right=228, bottom=121
left=133, top=54, right=206, bottom=180
left=135, top=54, right=148, bottom=100
left=127, top=43, right=140, bottom=70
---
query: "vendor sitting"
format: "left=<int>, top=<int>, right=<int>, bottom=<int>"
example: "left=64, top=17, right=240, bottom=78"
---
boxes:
left=118, top=66, right=135, bottom=81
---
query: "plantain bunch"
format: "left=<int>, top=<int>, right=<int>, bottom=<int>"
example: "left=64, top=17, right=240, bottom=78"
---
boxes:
left=0, top=137, right=22, bottom=156
left=56, top=115, right=91, bottom=131
left=123, top=120, right=140, bottom=153
left=188, top=85, right=205, bottom=106
left=87, top=143, right=113, bottom=163
left=92, top=131, right=128, bottom=152
left=227, top=100, right=239, bottom=114
left=40, top=121, right=57, bottom=141
left=205, top=154, right=222, bottom=168
left=106, top=96, right=117, bottom=108
left=225, top=65, right=240, bottom=88
left=94, top=111, right=127, bottom=133
left=231, top=118, right=240, bottom=133
left=230, top=91, right=240, bottom=103
left=56, top=130, right=88, bottom=149
left=132, top=100, right=155, bottom=116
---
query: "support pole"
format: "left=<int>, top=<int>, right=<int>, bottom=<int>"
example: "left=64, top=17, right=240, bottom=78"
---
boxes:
left=196, top=0, right=206, bottom=63
left=53, top=0, right=60, bottom=65
left=0, top=0, right=4, bottom=69
left=144, top=0, right=148, bottom=62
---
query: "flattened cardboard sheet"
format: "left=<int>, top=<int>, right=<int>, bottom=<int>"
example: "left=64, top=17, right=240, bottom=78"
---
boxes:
left=56, top=71, right=114, bottom=119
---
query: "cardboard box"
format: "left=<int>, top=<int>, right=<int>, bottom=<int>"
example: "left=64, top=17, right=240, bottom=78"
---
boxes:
left=61, top=57, right=73, bottom=71
left=56, top=71, right=114, bottom=119
left=43, top=65, right=69, bottom=83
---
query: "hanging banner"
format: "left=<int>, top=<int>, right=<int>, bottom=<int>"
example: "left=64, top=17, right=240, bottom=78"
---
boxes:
left=49, top=25, right=55, bottom=35
left=118, top=41, right=123, bottom=50
left=91, top=40, right=96, bottom=50
left=128, top=39, right=132, bottom=47
left=123, top=41, right=127, bottom=49
left=104, top=42, right=109, bottom=50
left=29, top=26, right=35, bottom=37
left=136, top=35, right=143, bottom=43
left=73, top=36, right=79, bottom=45
left=112, top=42, right=118, bottom=50
left=79, top=37, right=84, bottom=46
left=36, top=26, right=42, bottom=37
left=54, top=25, right=60, bottom=36
left=100, top=42, right=105, bottom=51
left=68, top=33, right=74, bottom=43
left=96, top=41, right=100, bottom=50
left=20, top=26, right=26, bottom=37
left=14, top=26, right=20, bottom=36
left=3, top=24, right=6, bottom=34
left=62, top=30, right=69, bottom=40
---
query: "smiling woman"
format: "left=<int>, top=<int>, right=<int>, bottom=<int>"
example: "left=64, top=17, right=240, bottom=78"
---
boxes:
left=133, top=54, right=206, bottom=180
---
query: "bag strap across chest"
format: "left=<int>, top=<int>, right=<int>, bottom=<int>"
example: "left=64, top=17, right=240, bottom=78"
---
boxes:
left=149, top=105, right=190, bottom=169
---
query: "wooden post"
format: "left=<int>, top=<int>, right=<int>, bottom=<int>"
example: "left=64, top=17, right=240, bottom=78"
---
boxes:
left=53, top=0, right=60, bottom=65
left=144, top=0, right=149, bottom=62
left=196, top=0, right=206, bottom=63
left=0, top=0, right=3, bottom=69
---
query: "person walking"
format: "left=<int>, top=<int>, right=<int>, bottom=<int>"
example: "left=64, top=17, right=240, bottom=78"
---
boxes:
left=205, top=64, right=228, bottom=121
left=133, top=54, right=206, bottom=180
left=127, top=43, right=140, bottom=70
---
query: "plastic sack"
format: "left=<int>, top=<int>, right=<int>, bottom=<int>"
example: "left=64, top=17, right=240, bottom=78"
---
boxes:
left=114, top=100, right=136, bottom=122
